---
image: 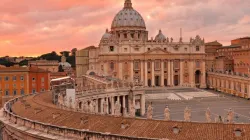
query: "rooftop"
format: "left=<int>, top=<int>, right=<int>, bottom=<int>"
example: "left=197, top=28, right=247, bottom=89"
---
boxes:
left=11, top=92, right=250, bottom=140
left=205, top=41, right=222, bottom=46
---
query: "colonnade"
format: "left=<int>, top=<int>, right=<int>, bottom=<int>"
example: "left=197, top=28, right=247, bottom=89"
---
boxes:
left=208, top=72, right=250, bottom=98
left=77, top=93, right=146, bottom=117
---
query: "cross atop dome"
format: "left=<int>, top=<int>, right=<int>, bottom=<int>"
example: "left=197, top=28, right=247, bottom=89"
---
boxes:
left=124, top=0, right=133, bottom=9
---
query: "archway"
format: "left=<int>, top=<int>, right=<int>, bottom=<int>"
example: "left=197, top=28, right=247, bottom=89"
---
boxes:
left=155, top=76, right=160, bottom=86
left=79, top=102, right=82, bottom=109
left=164, top=79, right=168, bottom=86
left=174, top=75, right=179, bottom=86
left=148, top=79, right=151, bottom=87
left=195, top=70, right=201, bottom=88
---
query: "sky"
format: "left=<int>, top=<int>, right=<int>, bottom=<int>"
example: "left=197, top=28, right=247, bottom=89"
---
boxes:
left=0, top=0, right=250, bottom=57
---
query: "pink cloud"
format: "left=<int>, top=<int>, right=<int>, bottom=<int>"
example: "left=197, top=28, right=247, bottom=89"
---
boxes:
left=0, top=0, right=250, bottom=56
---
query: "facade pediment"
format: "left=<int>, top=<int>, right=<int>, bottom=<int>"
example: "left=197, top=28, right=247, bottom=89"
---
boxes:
left=144, top=47, right=170, bottom=55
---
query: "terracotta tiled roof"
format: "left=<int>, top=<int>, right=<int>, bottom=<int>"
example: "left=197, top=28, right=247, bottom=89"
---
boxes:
left=205, top=41, right=222, bottom=46
left=12, top=92, right=250, bottom=140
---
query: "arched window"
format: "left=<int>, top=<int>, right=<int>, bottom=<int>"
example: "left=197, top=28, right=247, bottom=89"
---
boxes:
left=196, top=46, right=200, bottom=51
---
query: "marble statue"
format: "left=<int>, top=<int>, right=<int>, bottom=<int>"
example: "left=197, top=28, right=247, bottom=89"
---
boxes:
left=227, top=108, right=234, bottom=123
left=103, top=99, right=108, bottom=114
left=147, top=102, right=153, bottom=119
left=184, top=107, right=191, bottom=122
left=164, top=106, right=170, bottom=121
left=89, top=101, right=94, bottom=113
left=114, top=101, right=121, bottom=116
left=205, top=107, right=212, bottom=123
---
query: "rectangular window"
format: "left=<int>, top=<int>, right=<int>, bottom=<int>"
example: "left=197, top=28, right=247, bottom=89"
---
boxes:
left=164, top=62, right=167, bottom=69
left=13, top=90, right=17, bottom=96
left=124, top=33, right=127, bottom=39
left=32, top=77, right=36, bottom=81
left=147, top=62, right=151, bottom=69
left=109, top=46, right=114, bottom=52
left=155, top=61, right=161, bottom=70
left=41, top=77, right=45, bottom=82
left=148, top=48, right=150, bottom=51
left=12, top=76, right=17, bottom=81
left=134, top=48, right=139, bottom=51
left=5, top=90, right=9, bottom=96
left=174, top=61, right=179, bottom=69
left=196, top=61, right=200, bottom=68
left=5, top=76, right=9, bottom=81
left=32, top=89, right=36, bottom=93
left=185, top=48, right=187, bottom=51
left=196, top=46, right=200, bottom=51
left=20, top=76, right=24, bottom=81
left=134, top=61, right=139, bottom=70
left=124, top=48, right=128, bottom=52
left=21, top=89, right=25, bottom=95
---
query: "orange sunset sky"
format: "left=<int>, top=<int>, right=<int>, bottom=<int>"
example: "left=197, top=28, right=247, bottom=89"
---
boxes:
left=0, top=0, right=250, bottom=57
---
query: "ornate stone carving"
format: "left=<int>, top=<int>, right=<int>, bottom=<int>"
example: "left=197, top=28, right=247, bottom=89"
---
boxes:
left=191, top=35, right=205, bottom=46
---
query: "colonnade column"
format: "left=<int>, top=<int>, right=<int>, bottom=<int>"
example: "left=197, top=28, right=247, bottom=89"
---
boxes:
left=122, top=95, right=126, bottom=111
left=140, top=94, right=145, bottom=116
left=100, top=98, right=104, bottom=114
left=119, top=61, right=123, bottom=80
left=140, top=61, right=144, bottom=83
left=167, top=61, right=171, bottom=86
left=180, top=60, right=184, bottom=86
left=152, top=60, right=155, bottom=87
left=160, top=61, right=164, bottom=87
left=111, top=96, right=114, bottom=115
left=144, top=61, right=148, bottom=86
left=130, top=60, right=134, bottom=82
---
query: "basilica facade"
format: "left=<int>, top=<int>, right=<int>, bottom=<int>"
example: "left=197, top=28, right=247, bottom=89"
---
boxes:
left=77, top=0, right=206, bottom=88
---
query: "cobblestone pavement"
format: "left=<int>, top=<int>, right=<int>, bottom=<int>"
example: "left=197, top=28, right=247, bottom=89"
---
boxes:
left=144, top=88, right=250, bottom=123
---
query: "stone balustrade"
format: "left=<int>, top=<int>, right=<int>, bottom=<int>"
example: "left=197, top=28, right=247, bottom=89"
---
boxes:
left=1, top=94, right=155, bottom=140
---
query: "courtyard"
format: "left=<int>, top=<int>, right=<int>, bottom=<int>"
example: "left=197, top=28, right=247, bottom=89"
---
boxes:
left=144, top=88, right=250, bottom=123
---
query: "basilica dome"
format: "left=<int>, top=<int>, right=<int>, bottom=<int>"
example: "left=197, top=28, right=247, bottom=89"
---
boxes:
left=101, top=29, right=112, bottom=40
left=155, top=30, right=166, bottom=41
left=111, top=0, right=146, bottom=31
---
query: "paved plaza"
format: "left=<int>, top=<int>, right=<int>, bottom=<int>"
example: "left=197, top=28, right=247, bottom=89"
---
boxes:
left=144, top=88, right=250, bottom=123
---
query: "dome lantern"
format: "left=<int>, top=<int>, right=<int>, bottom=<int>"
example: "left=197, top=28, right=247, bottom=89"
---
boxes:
left=124, top=0, right=133, bottom=9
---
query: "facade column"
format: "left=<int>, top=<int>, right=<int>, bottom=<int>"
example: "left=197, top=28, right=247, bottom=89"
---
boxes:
left=170, top=60, right=174, bottom=86
left=161, top=60, right=164, bottom=86
left=189, top=61, right=194, bottom=87
left=144, top=61, right=148, bottom=86
left=167, top=61, right=171, bottom=86
left=180, top=60, right=184, bottom=86
left=200, top=61, right=206, bottom=88
left=119, top=61, right=123, bottom=80
left=140, top=94, right=145, bottom=116
left=140, top=61, right=144, bottom=83
left=152, top=60, right=155, bottom=86
left=130, top=60, right=134, bottom=82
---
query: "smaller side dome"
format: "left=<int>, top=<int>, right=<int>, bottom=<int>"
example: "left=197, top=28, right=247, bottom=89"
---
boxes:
left=155, top=30, right=166, bottom=41
left=101, top=29, right=112, bottom=40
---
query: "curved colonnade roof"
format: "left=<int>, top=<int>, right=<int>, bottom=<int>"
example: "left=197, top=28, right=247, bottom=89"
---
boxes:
left=10, top=92, right=250, bottom=140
